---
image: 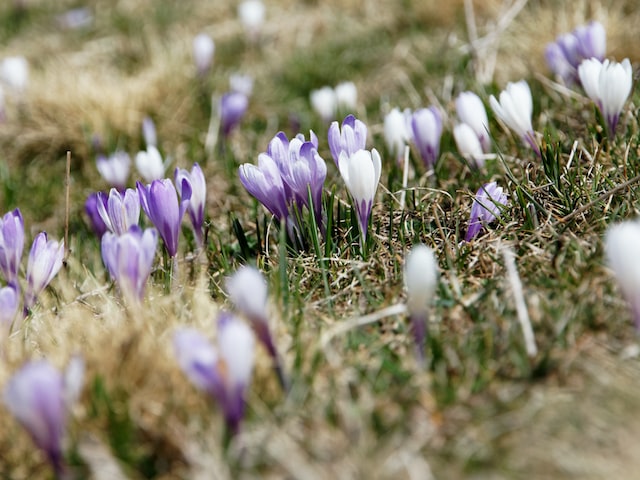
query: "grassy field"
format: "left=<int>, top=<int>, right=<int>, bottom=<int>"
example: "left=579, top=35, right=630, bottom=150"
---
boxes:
left=1, top=0, right=640, bottom=478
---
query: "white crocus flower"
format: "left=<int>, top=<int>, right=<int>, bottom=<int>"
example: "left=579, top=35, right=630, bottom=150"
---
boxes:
left=455, top=91, right=490, bottom=152
left=489, top=80, right=538, bottom=153
left=335, top=81, right=357, bottom=111
left=135, top=145, right=165, bottom=183
left=384, top=108, right=411, bottom=163
left=310, top=86, right=337, bottom=123
left=193, top=33, right=215, bottom=75
left=453, top=123, right=485, bottom=168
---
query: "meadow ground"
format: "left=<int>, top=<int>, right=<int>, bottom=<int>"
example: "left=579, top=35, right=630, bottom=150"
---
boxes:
left=1, top=0, right=640, bottom=478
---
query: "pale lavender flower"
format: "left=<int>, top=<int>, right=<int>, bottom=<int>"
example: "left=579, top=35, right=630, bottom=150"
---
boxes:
left=411, top=107, right=443, bottom=169
left=465, top=182, right=508, bottom=242
left=193, top=33, right=215, bottom=76
left=0, top=208, right=24, bottom=287
left=137, top=179, right=190, bottom=258
left=338, top=148, right=382, bottom=245
left=574, top=21, right=606, bottom=60
left=24, top=233, right=64, bottom=312
left=0, top=284, right=19, bottom=334
left=219, top=91, right=248, bottom=137
left=3, top=358, right=83, bottom=477
left=141, top=116, right=157, bottom=148
left=175, top=163, right=206, bottom=247
left=101, top=226, right=158, bottom=303
left=135, top=146, right=165, bottom=183
left=489, top=80, right=539, bottom=154
left=97, top=151, right=131, bottom=190
left=578, top=58, right=633, bottom=137
left=84, top=193, right=109, bottom=239
left=239, top=155, right=290, bottom=223
left=328, top=114, right=368, bottom=167
left=455, top=91, right=491, bottom=152
left=310, top=86, right=337, bottom=123
left=96, top=188, right=140, bottom=236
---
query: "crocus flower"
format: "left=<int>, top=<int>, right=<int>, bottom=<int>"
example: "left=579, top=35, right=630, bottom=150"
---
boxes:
left=174, top=314, right=255, bottom=435
left=464, top=182, right=508, bottom=242
left=229, top=73, right=253, bottom=97
left=310, top=86, right=337, bottom=124
left=193, top=33, right=215, bottom=76
left=574, top=21, right=606, bottom=60
left=219, top=91, right=248, bottom=138
left=84, top=193, right=109, bottom=239
left=404, top=244, right=438, bottom=362
left=335, top=81, right=357, bottom=112
left=96, top=188, right=140, bottom=236
left=338, top=148, right=382, bottom=245
left=0, top=284, right=19, bottom=335
left=605, top=220, right=640, bottom=330
left=56, top=7, right=93, bottom=30
left=24, top=233, right=64, bottom=312
left=328, top=114, right=368, bottom=167
left=137, top=179, right=190, bottom=258
left=239, top=155, right=290, bottom=223
left=453, top=123, right=485, bottom=168
left=141, top=116, right=157, bottom=148
left=3, top=357, right=84, bottom=477
left=384, top=108, right=412, bottom=165
left=411, top=107, right=443, bottom=169
left=577, top=58, right=633, bottom=137
left=175, top=163, right=206, bottom=247
left=96, top=151, right=131, bottom=191
left=0, top=208, right=24, bottom=287
left=101, top=226, right=158, bottom=303
left=455, top=91, right=491, bottom=152
left=135, top=146, right=165, bottom=184
left=238, top=0, right=265, bottom=41
left=0, top=56, right=28, bottom=93
left=489, top=80, right=539, bottom=154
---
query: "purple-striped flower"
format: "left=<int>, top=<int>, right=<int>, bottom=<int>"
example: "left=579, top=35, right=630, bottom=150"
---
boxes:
left=338, top=148, right=381, bottom=244
left=137, top=179, right=190, bottom=258
left=239, top=155, right=290, bottom=223
left=0, top=208, right=24, bottom=287
left=3, top=357, right=84, bottom=477
left=101, top=226, right=157, bottom=303
left=489, top=80, right=538, bottom=154
left=96, top=188, right=140, bottom=236
left=0, top=284, right=19, bottom=334
left=219, top=91, right=248, bottom=137
left=455, top=91, right=491, bottom=153
left=411, top=107, right=443, bottom=169
left=24, top=233, right=64, bottom=312
left=328, top=114, right=367, bottom=167
left=96, top=151, right=131, bottom=191
left=174, top=313, right=255, bottom=435
left=175, top=163, right=206, bottom=247
left=84, top=193, right=109, bottom=239
left=465, top=182, right=508, bottom=242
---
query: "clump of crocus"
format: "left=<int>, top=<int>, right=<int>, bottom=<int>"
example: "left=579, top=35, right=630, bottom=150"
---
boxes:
left=226, top=265, right=288, bottom=390
left=175, top=163, right=206, bottom=248
left=174, top=313, right=255, bottom=437
left=489, top=80, right=539, bottom=155
left=464, top=182, right=508, bottom=242
left=328, top=114, right=368, bottom=167
left=193, top=33, right=215, bottom=76
left=404, top=244, right=438, bottom=363
left=455, top=91, right=491, bottom=153
left=605, top=220, right=640, bottom=331
left=3, top=356, right=84, bottom=478
left=578, top=58, right=633, bottom=138
left=24, top=232, right=64, bottom=314
left=219, top=91, right=249, bottom=138
left=310, top=86, right=337, bottom=124
left=96, top=188, right=140, bottom=236
left=411, top=106, right=443, bottom=169
left=96, top=151, right=131, bottom=190
left=545, top=21, right=606, bottom=86
left=384, top=107, right=412, bottom=165
left=338, top=148, right=382, bottom=247
left=0, top=208, right=24, bottom=288
left=135, top=145, right=165, bottom=183
left=101, top=226, right=158, bottom=304
left=84, top=193, right=109, bottom=239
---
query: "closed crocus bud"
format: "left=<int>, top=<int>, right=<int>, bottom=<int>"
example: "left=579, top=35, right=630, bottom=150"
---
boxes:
left=453, top=123, right=485, bottom=168
left=0, top=284, right=19, bottom=335
left=229, top=73, right=253, bottom=97
left=545, top=42, right=577, bottom=86
left=101, top=226, right=158, bottom=303
left=338, top=148, right=382, bottom=245
left=335, top=81, right=357, bottom=112
left=328, top=114, right=368, bottom=167
left=489, top=80, right=539, bottom=154
left=137, top=179, right=190, bottom=258
left=135, top=146, right=165, bottom=184
left=404, top=244, right=438, bottom=362
left=24, top=232, right=64, bottom=313
left=411, top=107, right=443, bottom=169
left=193, top=33, right=215, bottom=76
left=84, top=193, right=109, bottom=239
left=0, top=208, right=24, bottom=287
left=175, top=163, right=206, bottom=247
left=219, top=91, right=249, bottom=138
left=96, top=151, right=131, bottom=191
left=578, top=58, right=633, bottom=137
left=465, top=182, right=508, bottom=242
left=574, top=20, right=606, bottom=61
left=455, top=91, right=490, bottom=152
left=239, top=154, right=290, bottom=223
left=141, top=116, right=157, bottom=148
left=310, top=86, right=337, bottom=124
left=384, top=108, right=411, bottom=164
left=605, top=221, right=640, bottom=331
left=0, top=56, right=28, bottom=93
left=238, top=0, right=265, bottom=41
left=96, top=188, right=140, bottom=236
left=3, top=358, right=83, bottom=477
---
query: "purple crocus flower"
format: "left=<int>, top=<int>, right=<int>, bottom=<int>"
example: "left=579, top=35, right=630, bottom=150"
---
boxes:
left=84, top=193, right=109, bottom=239
left=0, top=284, right=19, bottom=334
left=219, top=91, right=248, bottom=137
left=96, top=151, right=131, bottom=191
left=137, top=179, right=190, bottom=258
left=96, top=188, right=140, bottom=236
left=411, top=107, right=443, bottom=169
left=328, top=114, right=368, bottom=167
left=238, top=154, right=290, bottom=223
left=3, top=357, right=84, bottom=478
left=465, top=182, right=508, bottom=242
left=101, top=226, right=158, bottom=303
left=24, top=232, right=64, bottom=312
left=175, top=163, right=206, bottom=247
left=173, top=313, right=255, bottom=436
left=0, top=208, right=24, bottom=287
